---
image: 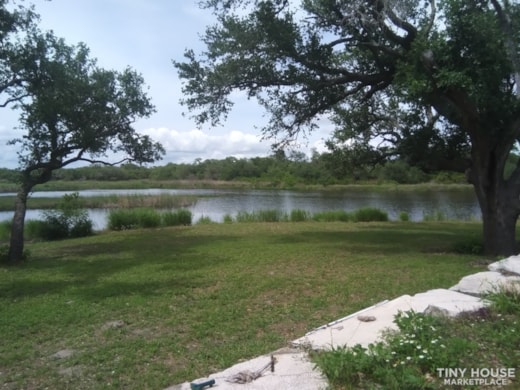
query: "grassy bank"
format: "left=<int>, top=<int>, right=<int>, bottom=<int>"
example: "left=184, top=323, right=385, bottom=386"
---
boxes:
left=0, top=178, right=473, bottom=193
left=0, top=221, right=487, bottom=389
left=0, top=193, right=198, bottom=212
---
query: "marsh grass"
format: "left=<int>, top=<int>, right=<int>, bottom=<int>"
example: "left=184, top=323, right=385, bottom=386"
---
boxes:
left=0, top=194, right=197, bottom=211
left=108, top=208, right=192, bottom=230
left=0, top=221, right=491, bottom=389
left=235, top=209, right=288, bottom=222
left=352, top=207, right=388, bottom=222
left=312, top=210, right=352, bottom=222
left=290, top=209, right=311, bottom=222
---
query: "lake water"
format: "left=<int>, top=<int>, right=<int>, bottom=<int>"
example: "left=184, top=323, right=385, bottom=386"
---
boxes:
left=0, top=188, right=481, bottom=230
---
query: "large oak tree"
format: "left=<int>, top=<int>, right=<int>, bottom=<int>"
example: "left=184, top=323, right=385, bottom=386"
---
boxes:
left=175, top=0, right=520, bottom=256
left=1, top=3, right=164, bottom=264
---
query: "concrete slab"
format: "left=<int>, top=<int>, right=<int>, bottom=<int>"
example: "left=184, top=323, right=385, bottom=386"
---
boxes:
left=165, top=348, right=327, bottom=390
left=292, top=295, right=414, bottom=350
left=450, top=271, right=520, bottom=296
left=410, top=288, right=487, bottom=317
left=488, top=255, right=520, bottom=276
left=292, top=289, right=487, bottom=351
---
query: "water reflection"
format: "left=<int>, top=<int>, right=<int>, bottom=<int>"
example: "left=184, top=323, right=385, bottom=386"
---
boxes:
left=0, top=188, right=481, bottom=230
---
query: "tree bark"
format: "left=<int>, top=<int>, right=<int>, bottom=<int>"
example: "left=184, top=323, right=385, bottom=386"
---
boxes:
left=470, top=161, right=520, bottom=256
left=7, top=186, right=30, bottom=265
left=480, top=202, right=518, bottom=256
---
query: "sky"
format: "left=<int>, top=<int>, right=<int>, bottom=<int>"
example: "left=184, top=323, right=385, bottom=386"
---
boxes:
left=0, top=0, right=330, bottom=168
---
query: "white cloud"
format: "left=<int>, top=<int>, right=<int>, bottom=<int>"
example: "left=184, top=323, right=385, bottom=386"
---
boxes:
left=142, top=127, right=273, bottom=164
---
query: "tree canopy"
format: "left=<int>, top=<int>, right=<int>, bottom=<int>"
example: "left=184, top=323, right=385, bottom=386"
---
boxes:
left=1, top=0, right=164, bottom=263
left=176, top=0, right=520, bottom=255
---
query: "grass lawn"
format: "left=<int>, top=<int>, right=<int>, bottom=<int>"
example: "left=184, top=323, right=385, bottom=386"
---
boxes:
left=0, top=221, right=486, bottom=389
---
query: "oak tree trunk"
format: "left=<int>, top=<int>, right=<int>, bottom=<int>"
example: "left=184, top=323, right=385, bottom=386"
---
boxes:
left=480, top=195, right=518, bottom=256
left=471, top=157, right=520, bottom=256
left=7, top=187, right=30, bottom=265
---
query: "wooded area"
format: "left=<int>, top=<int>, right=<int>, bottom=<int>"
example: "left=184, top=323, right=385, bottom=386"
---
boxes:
left=0, top=152, right=471, bottom=186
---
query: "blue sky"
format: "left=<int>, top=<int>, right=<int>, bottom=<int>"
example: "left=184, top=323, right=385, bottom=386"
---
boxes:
left=0, top=0, right=329, bottom=168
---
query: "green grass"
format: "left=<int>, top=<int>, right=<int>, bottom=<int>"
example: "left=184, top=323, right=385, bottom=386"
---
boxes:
left=0, top=221, right=488, bottom=389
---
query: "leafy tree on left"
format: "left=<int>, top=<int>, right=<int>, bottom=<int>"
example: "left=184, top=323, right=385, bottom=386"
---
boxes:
left=1, top=1, right=164, bottom=264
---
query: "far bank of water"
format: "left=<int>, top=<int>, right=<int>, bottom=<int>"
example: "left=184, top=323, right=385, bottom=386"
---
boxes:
left=0, top=188, right=481, bottom=230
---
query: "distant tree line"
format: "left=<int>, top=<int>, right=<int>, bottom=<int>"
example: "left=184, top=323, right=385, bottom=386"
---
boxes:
left=0, top=149, right=481, bottom=186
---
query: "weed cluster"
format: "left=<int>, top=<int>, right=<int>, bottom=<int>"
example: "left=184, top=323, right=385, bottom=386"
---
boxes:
left=314, top=289, right=520, bottom=389
left=231, top=207, right=388, bottom=223
left=27, top=192, right=93, bottom=241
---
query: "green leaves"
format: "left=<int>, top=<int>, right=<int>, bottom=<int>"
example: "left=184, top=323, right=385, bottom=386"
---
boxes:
left=15, top=32, right=163, bottom=172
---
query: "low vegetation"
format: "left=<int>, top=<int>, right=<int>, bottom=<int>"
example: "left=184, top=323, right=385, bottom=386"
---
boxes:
left=0, top=221, right=501, bottom=389
left=314, top=288, right=520, bottom=389
left=0, top=193, right=197, bottom=212
left=108, top=208, right=193, bottom=230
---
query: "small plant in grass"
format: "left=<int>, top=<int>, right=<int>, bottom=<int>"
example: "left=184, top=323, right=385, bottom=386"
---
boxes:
left=486, top=284, right=520, bottom=314
left=353, top=207, right=388, bottom=222
left=399, top=211, right=410, bottom=222
left=223, top=214, right=233, bottom=223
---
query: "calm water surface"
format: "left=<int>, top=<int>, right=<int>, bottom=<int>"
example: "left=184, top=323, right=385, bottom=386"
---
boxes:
left=0, top=188, right=481, bottom=230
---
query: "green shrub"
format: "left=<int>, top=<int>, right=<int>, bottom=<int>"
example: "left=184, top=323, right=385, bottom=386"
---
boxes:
left=379, top=160, right=427, bottom=184
left=38, top=193, right=93, bottom=240
left=223, top=214, right=233, bottom=223
left=69, top=217, right=93, bottom=238
left=136, top=208, right=161, bottom=228
left=399, top=211, right=410, bottom=222
left=353, top=207, right=388, bottom=222
left=487, top=287, right=520, bottom=314
left=108, top=208, right=164, bottom=230
left=108, top=209, right=139, bottom=230
left=38, top=214, right=69, bottom=240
